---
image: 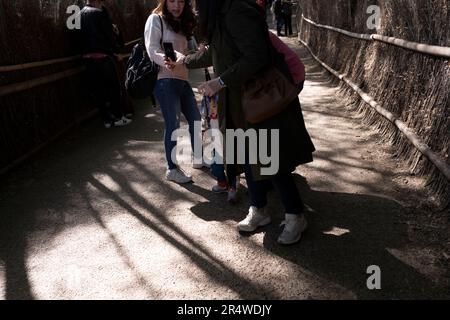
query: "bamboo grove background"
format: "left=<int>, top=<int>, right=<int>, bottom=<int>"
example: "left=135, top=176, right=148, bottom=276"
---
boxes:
left=0, top=0, right=158, bottom=173
left=298, top=0, right=450, bottom=209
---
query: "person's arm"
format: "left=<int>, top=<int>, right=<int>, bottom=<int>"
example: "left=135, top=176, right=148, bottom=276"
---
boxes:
left=183, top=46, right=213, bottom=69
left=219, top=1, right=270, bottom=89
left=144, top=14, right=168, bottom=68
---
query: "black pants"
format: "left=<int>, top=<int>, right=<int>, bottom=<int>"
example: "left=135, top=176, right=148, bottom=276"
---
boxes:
left=85, top=57, right=124, bottom=123
left=276, top=15, right=284, bottom=36
left=284, top=14, right=292, bottom=36
left=244, top=164, right=304, bottom=215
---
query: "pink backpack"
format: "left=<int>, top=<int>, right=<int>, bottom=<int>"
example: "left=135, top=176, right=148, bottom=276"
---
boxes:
left=269, top=32, right=305, bottom=86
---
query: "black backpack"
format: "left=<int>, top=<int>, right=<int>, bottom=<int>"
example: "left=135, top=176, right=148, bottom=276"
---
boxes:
left=125, top=15, right=164, bottom=100
left=125, top=41, right=158, bottom=100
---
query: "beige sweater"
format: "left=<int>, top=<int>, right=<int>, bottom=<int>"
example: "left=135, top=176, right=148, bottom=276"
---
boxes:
left=144, top=13, right=189, bottom=81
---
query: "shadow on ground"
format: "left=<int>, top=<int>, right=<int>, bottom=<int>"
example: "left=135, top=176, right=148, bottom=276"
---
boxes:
left=263, top=174, right=448, bottom=299
left=1, top=26, right=448, bottom=299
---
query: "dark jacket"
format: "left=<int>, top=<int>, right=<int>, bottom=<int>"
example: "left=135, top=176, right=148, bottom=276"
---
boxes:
left=185, top=0, right=315, bottom=179
left=282, top=1, right=293, bottom=16
left=78, top=5, right=123, bottom=56
left=273, top=0, right=283, bottom=16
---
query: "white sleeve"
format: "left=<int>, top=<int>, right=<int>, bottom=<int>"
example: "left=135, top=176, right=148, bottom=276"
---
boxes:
left=144, top=14, right=166, bottom=67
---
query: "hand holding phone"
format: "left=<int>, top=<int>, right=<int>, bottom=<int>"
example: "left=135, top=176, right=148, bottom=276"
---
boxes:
left=163, top=42, right=177, bottom=62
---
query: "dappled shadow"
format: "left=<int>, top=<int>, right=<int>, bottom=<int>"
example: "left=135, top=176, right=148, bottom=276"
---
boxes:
left=81, top=155, right=278, bottom=299
left=0, top=95, right=281, bottom=298
left=262, top=174, right=449, bottom=299
left=183, top=181, right=249, bottom=223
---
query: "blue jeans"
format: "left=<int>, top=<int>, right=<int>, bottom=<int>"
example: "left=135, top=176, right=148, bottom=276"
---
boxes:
left=153, top=78, right=201, bottom=170
left=211, top=162, right=226, bottom=183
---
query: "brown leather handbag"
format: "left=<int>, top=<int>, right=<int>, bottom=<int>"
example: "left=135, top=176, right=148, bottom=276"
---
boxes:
left=242, top=66, right=300, bottom=124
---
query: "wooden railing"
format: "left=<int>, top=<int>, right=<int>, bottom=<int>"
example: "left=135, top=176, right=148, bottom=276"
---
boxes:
left=299, top=17, right=450, bottom=181
left=0, top=38, right=141, bottom=175
left=0, top=38, right=140, bottom=97
left=302, top=15, right=450, bottom=58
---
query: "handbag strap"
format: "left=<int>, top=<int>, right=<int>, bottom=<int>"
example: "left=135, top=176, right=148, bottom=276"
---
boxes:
left=204, top=68, right=211, bottom=81
left=158, top=15, right=164, bottom=49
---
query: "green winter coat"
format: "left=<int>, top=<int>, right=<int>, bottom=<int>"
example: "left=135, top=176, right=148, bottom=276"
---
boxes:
left=185, top=0, right=315, bottom=180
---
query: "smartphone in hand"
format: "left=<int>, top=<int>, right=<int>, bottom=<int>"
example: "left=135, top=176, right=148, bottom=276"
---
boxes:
left=163, top=42, right=177, bottom=62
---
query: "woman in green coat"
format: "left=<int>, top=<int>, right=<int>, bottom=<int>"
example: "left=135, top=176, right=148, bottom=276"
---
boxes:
left=172, top=0, right=315, bottom=245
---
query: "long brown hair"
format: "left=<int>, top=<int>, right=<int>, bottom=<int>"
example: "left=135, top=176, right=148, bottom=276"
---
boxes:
left=153, top=0, right=196, bottom=40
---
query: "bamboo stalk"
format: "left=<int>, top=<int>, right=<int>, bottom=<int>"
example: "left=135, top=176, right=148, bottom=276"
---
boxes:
left=0, top=67, right=85, bottom=97
left=302, top=15, right=450, bottom=58
left=299, top=38, right=450, bottom=181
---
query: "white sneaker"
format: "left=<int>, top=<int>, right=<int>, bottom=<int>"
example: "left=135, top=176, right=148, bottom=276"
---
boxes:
left=237, top=206, right=271, bottom=232
left=166, top=168, right=192, bottom=184
left=113, top=116, right=132, bottom=127
left=277, top=214, right=308, bottom=245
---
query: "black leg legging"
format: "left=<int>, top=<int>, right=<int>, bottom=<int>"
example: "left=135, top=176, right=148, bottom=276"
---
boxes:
left=244, top=164, right=304, bottom=215
left=284, top=15, right=292, bottom=36
left=85, top=57, right=123, bottom=122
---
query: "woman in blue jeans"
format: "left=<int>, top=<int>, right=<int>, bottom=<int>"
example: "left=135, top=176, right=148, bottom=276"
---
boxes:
left=144, top=0, right=203, bottom=183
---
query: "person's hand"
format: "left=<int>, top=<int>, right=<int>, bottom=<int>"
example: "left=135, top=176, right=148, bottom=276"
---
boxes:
left=198, top=43, right=207, bottom=52
left=164, top=54, right=185, bottom=71
left=198, top=77, right=224, bottom=97
left=112, top=24, right=120, bottom=36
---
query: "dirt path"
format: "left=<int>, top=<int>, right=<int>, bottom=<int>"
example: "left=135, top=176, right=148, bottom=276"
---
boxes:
left=0, top=35, right=448, bottom=300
